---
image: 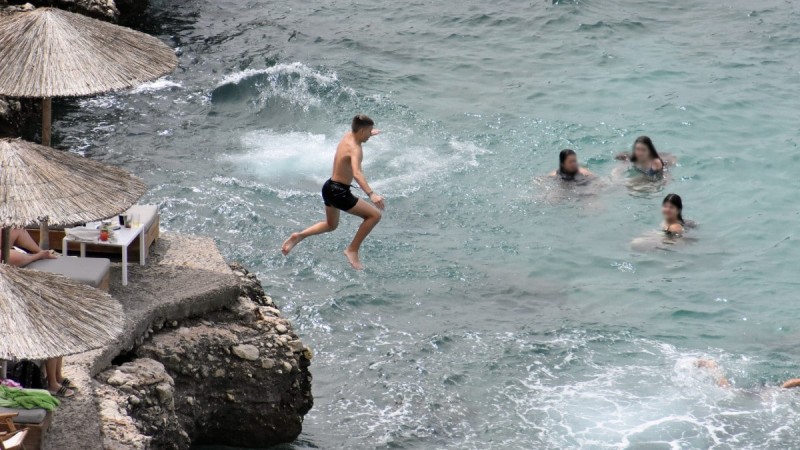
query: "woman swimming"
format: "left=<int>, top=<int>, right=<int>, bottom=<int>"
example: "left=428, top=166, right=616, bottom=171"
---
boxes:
left=611, top=136, right=677, bottom=192
left=630, top=193, right=690, bottom=251
left=661, top=193, right=685, bottom=235
left=549, top=149, right=594, bottom=182
left=627, top=136, right=664, bottom=177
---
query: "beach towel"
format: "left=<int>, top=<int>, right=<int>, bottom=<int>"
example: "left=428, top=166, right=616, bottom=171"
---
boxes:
left=0, top=386, right=60, bottom=411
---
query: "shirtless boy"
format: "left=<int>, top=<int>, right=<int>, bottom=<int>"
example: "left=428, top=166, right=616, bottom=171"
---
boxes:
left=281, top=115, right=385, bottom=270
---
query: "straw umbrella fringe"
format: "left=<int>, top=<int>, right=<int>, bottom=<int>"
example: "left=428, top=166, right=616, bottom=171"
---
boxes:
left=0, top=264, right=123, bottom=360
left=0, top=138, right=147, bottom=228
left=0, top=7, right=178, bottom=145
left=0, top=7, right=177, bottom=98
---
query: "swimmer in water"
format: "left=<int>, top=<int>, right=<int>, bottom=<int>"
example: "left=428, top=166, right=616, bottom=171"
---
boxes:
left=661, top=193, right=685, bottom=235
left=631, top=193, right=691, bottom=250
left=695, top=359, right=731, bottom=387
left=626, top=136, right=664, bottom=177
left=695, top=359, right=800, bottom=390
left=281, top=115, right=385, bottom=270
left=549, top=149, right=594, bottom=181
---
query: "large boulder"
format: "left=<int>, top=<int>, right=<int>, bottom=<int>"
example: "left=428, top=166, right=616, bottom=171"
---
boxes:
left=96, top=264, right=313, bottom=449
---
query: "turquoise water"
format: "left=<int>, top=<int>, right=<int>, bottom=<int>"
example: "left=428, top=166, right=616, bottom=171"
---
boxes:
left=52, top=0, right=800, bottom=448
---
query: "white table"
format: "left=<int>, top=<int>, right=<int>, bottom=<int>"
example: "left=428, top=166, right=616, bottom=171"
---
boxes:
left=63, top=224, right=146, bottom=286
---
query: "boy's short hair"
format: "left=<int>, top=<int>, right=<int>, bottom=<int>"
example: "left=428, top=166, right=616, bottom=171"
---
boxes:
left=352, top=114, right=375, bottom=132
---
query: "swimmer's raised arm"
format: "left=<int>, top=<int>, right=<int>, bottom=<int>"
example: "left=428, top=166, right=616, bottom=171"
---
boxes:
left=350, top=142, right=384, bottom=210
left=782, top=379, right=800, bottom=389
left=615, top=152, right=630, bottom=161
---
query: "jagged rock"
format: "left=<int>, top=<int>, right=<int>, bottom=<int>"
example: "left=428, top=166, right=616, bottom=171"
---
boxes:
left=94, top=263, right=313, bottom=449
left=97, top=358, right=187, bottom=449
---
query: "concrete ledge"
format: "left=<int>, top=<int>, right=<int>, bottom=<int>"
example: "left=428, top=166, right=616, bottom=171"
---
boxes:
left=43, top=232, right=240, bottom=450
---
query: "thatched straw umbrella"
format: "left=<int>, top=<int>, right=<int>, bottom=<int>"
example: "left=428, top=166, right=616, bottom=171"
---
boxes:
left=0, top=7, right=177, bottom=146
left=0, top=263, right=123, bottom=360
left=0, top=137, right=146, bottom=258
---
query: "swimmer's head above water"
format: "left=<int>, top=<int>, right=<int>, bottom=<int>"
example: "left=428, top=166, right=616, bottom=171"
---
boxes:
left=552, top=149, right=594, bottom=181
left=662, top=193, right=685, bottom=234
left=559, top=149, right=579, bottom=178
left=631, top=136, right=661, bottom=163
left=662, top=193, right=684, bottom=224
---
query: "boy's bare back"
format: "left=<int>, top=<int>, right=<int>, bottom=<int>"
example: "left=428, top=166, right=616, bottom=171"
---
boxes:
left=331, top=132, right=362, bottom=185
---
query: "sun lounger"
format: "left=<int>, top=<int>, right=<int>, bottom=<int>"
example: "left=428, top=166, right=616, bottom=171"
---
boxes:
left=0, top=408, right=50, bottom=450
left=28, top=204, right=160, bottom=262
left=27, top=256, right=111, bottom=292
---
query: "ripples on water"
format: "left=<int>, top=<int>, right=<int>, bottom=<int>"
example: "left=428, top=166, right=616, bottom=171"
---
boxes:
left=48, top=0, right=800, bottom=448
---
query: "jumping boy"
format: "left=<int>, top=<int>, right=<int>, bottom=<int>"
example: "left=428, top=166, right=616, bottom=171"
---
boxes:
left=281, top=115, right=384, bottom=270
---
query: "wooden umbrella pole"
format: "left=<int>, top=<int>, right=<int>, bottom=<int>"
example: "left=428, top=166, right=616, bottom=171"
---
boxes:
left=39, top=219, right=50, bottom=250
left=1, top=227, right=10, bottom=264
left=42, top=97, right=52, bottom=147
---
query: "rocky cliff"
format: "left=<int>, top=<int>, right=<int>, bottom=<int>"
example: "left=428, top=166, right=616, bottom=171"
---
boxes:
left=95, top=264, right=313, bottom=449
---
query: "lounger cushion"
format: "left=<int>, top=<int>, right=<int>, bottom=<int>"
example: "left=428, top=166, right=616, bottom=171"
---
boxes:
left=27, top=256, right=110, bottom=288
left=126, top=205, right=158, bottom=232
left=0, top=406, right=46, bottom=425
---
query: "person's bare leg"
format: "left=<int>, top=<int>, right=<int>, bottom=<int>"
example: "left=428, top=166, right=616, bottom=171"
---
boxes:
left=342, top=199, right=382, bottom=270
left=11, top=228, right=41, bottom=252
left=44, top=358, right=72, bottom=396
left=282, top=207, right=340, bottom=255
left=4, top=229, right=56, bottom=266
left=55, top=357, right=64, bottom=382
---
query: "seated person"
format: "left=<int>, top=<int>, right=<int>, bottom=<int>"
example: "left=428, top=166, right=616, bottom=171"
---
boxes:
left=0, top=228, right=57, bottom=267
left=662, top=193, right=686, bottom=235
left=549, top=149, right=594, bottom=181
left=1, top=229, right=72, bottom=397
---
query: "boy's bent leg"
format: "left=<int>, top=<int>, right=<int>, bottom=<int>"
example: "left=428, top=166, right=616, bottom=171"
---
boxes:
left=343, top=199, right=382, bottom=270
left=282, top=207, right=340, bottom=255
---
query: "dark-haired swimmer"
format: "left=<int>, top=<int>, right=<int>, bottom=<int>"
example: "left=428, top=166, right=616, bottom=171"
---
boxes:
left=615, top=136, right=677, bottom=173
left=661, top=193, right=685, bottom=235
left=631, top=193, right=692, bottom=251
left=549, top=149, right=594, bottom=182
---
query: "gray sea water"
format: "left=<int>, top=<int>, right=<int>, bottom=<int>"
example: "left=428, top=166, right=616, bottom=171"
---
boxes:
left=48, top=0, right=800, bottom=448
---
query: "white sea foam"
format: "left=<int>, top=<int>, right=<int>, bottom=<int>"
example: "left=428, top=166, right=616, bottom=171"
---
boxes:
left=217, top=62, right=340, bottom=87
left=228, top=129, right=488, bottom=198
left=130, top=78, right=182, bottom=94
left=216, top=62, right=354, bottom=111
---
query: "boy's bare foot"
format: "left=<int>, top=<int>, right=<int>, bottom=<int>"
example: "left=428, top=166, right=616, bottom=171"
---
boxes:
left=343, top=249, right=363, bottom=270
left=281, top=233, right=303, bottom=255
